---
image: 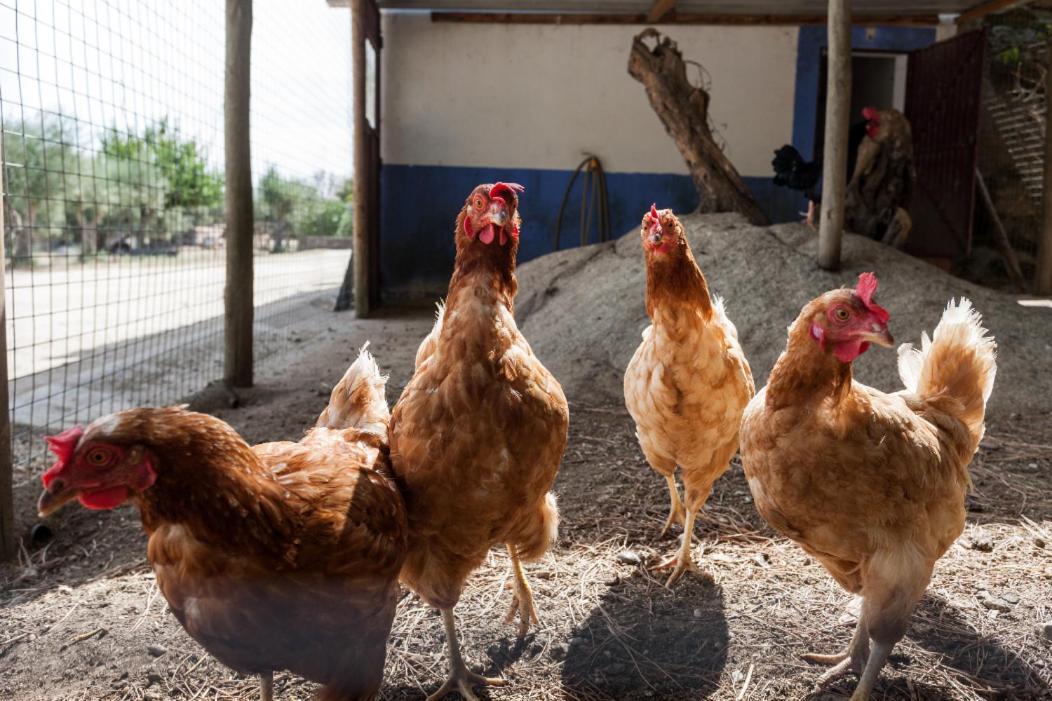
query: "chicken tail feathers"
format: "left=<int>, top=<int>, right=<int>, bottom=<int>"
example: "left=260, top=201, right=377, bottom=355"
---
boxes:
left=316, top=343, right=390, bottom=435
left=413, top=300, right=446, bottom=371
left=897, top=298, right=996, bottom=445
left=510, top=492, right=559, bottom=563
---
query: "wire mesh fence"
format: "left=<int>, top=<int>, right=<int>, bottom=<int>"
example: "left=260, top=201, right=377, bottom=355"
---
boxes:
left=0, top=0, right=353, bottom=473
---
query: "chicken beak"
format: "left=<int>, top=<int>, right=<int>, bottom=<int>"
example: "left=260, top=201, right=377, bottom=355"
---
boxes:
left=860, top=324, right=895, bottom=348
left=37, top=480, right=78, bottom=518
left=489, top=206, right=508, bottom=228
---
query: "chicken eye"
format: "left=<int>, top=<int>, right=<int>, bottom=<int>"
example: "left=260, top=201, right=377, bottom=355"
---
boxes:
left=833, top=307, right=851, bottom=322
left=85, top=448, right=112, bottom=467
left=473, top=197, right=485, bottom=210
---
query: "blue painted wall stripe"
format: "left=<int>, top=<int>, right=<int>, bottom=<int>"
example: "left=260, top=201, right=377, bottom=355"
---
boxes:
left=380, top=164, right=801, bottom=298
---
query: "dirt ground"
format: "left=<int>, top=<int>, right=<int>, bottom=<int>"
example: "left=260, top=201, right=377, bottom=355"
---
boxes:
left=2, top=236, right=1052, bottom=699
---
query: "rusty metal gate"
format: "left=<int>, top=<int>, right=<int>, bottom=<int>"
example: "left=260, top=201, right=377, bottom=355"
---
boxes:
left=904, top=29, right=986, bottom=259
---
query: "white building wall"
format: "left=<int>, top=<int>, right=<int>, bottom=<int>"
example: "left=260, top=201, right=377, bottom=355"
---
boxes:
left=381, top=13, right=799, bottom=177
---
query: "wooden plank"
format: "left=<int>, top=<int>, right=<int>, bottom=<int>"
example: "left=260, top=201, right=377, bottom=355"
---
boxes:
left=431, top=11, right=940, bottom=26
left=976, top=170, right=1027, bottom=291
left=646, top=0, right=677, bottom=23
left=818, top=0, right=851, bottom=271
left=0, top=141, right=13, bottom=561
left=224, top=0, right=254, bottom=387
left=957, top=0, right=1033, bottom=25
left=1036, top=36, right=1052, bottom=294
left=351, top=0, right=373, bottom=317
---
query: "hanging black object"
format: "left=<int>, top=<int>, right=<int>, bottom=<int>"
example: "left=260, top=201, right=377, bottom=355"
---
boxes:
left=553, top=155, right=611, bottom=252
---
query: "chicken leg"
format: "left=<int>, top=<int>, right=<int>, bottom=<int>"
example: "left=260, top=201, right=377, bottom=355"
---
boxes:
left=803, top=614, right=870, bottom=688
left=259, top=672, right=274, bottom=701
left=428, top=608, right=507, bottom=701
left=659, top=474, right=686, bottom=537
left=651, top=508, right=700, bottom=587
left=504, top=545, right=539, bottom=638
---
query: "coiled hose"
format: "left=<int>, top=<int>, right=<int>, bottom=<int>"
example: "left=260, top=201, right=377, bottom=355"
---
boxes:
left=553, top=155, right=611, bottom=251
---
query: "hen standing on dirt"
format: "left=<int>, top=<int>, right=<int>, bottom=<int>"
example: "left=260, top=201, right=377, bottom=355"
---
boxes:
left=36, top=349, right=407, bottom=701
left=740, top=274, right=996, bottom=701
left=623, top=206, right=754, bottom=586
left=389, top=183, right=569, bottom=701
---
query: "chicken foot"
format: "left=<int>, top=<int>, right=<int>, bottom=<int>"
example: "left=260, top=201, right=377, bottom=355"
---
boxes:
left=651, top=508, right=701, bottom=587
left=803, top=615, right=870, bottom=688
left=259, top=672, right=274, bottom=701
left=659, top=474, right=686, bottom=537
left=428, top=608, right=507, bottom=701
left=504, top=545, right=539, bottom=638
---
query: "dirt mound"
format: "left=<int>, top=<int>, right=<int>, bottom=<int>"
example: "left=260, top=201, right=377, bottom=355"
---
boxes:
left=517, top=213, right=1051, bottom=420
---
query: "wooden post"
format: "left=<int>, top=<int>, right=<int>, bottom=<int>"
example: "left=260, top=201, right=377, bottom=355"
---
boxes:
left=818, top=0, right=852, bottom=270
left=1037, top=37, right=1052, bottom=294
left=351, top=0, right=371, bottom=317
left=0, top=148, right=14, bottom=561
left=225, top=0, right=254, bottom=387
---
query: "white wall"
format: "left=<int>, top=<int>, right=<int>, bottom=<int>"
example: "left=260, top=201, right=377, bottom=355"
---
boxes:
left=381, top=13, right=798, bottom=176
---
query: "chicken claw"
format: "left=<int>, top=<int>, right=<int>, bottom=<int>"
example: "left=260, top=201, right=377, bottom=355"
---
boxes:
left=650, top=510, right=701, bottom=587
left=426, top=666, right=507, bottom=701
left=803, top=617, right=870, bottom=690
left=504, top=546, right=539, bottom=638
left=430, top=608, right=507, bottom=701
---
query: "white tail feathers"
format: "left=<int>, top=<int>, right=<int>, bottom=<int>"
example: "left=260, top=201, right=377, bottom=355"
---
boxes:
left=414, top=300, right=446, bottom=370
left=897, top=298, right=996, bottom=443
left=315, top=343, right=390, bottom=435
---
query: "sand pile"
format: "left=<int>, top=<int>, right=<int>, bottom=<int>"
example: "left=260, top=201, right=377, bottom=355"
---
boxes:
left=516, top=213, right=1051, bottom=419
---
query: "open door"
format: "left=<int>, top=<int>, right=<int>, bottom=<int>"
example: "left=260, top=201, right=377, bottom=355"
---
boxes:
left=337, top=0, right=381, bottom=314
left=904, top=29, right=985, bottom=260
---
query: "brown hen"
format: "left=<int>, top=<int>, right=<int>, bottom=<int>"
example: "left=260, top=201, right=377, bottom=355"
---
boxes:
left=623, top=206, right=754, bottom=586
left=37, top=348, right=407, bottom=701
left=740, top=274, right=996, bottom=701
left=389, top=182, right=569, bottom=701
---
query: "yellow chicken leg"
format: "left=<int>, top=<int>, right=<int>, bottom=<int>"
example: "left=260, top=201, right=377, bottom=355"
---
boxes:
left=504, top=545, right=539, bottom=638
left=659, top=474, right=686, bottom=537
left=651, top=508, right=701, bottom=587
left=428, top=608, right=507, bottom=701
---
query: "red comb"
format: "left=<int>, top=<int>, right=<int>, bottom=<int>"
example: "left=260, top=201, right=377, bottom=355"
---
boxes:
left=649, top=203, right=660, bottom=221
left=855, top=272, right=890, bottom=323
left=42, top=425, right=84, bottom=488
left=46, top=425, right=84, bottom=463
left=489, top=182, right=524, bottom=200
left=862, top=106, right=879, bottom=121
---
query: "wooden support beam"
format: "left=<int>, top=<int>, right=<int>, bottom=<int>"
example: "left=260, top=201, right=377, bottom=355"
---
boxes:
left=431, top=11, right=940, bottom=27
left=224, top=0, right=254, bottom=388
left=351, top=0, right=373, bottom=317
left=0, top=143, right=14, bottom=561
left=1036, top=36, right=1052, bottom=294
left=957, top=0, right=1033, bottom=25
left=818, top=0, right=851, bottom=271
left=646, top=0, right=677, bottom=23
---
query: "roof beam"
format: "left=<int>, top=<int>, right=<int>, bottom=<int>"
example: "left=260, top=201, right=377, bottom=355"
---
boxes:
left=430, top=12, right=941, bottom=26
left=957, top=0, right=1033, bottom=24
left=646, top=0, right=677, bottom=23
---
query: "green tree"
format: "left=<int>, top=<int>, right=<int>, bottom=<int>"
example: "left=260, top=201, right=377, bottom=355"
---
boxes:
left=2, top=116, right=75, bottom=260
left=102, top=118, right=222, bottom=214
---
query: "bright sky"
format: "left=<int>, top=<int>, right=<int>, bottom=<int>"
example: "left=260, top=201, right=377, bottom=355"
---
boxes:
left=0, top=0, right=353, bottom=181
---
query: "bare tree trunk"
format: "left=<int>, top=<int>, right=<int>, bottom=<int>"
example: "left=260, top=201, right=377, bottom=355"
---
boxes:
left=628, top=28, right=768, bottom=225
left=15, top=204, right=35, bottom=260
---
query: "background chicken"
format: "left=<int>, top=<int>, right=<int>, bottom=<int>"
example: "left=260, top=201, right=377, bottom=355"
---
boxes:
left=37, top=348, right=407, bottom=701
left=772, top=116, right=870, bottom=227
left=623, top=205, right=754, bottom=586
left=845, top=107, right=915, bottom=248
left=389, top=182, right=569, bottom=701
left=740, top=273, right=996, bottom=701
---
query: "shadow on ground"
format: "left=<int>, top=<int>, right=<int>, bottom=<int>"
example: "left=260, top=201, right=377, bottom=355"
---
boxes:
left=560, top=571, right=728, bottom=701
